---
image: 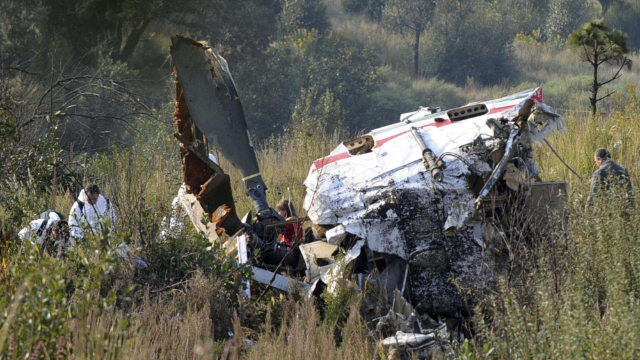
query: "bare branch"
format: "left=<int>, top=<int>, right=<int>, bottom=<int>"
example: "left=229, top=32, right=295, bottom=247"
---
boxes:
left=596, top=91, right=615, bottom=102
left=0, top=67, right=41, bottom=76
left=598, top=59, right=630, bottom=87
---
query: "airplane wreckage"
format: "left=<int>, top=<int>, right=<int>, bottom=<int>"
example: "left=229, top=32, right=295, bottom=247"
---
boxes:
left=167, top=36, right=570, bottom=355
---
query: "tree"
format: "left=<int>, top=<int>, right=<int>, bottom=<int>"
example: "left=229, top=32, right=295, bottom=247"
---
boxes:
left=343, top=0, right=386, bottom=22
left=568, top=20, right=632, bottom=115
left=544, top=0, right=597, bottom=39
left=597, top=0, right=623, bottom=15
left=605, top=0, right=640, bottom=50
left=44, top=0, right=224, bottom=64
left=244, top=30, right=379, bottom=136
left=427, top=0, right=517, bottom=85
left=278, top=0, right=330, bottom=35
left=383, top=0, right=435, bottom=77
left=291, top=87, right=343, bottom=134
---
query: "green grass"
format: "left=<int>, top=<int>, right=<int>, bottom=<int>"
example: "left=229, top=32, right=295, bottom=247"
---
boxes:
left=3, top=3, right=640, bottom=356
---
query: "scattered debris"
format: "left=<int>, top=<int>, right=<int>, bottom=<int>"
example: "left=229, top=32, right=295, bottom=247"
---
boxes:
left=169, top=35, right=571, bottom=356
left=303, top=87, right=568, bottom=316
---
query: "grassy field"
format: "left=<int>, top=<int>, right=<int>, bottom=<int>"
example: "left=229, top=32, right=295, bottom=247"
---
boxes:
left=3, top=5, right=640, bottom=357
left=2, top=88, right=640, bottom=358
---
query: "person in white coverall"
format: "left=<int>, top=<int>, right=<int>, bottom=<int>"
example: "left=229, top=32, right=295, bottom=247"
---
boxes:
left=69, top=183, right=146, bottom=268
left=68, top=183, right=117, bottom=240
left=18, top=209, right=74, bottom=255
left=19, top=210, right=65, bottom=245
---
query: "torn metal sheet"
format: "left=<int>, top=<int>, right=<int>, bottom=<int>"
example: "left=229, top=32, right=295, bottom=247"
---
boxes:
left=170, top=36, right=269, bottom=213
left=177, top=190, right=221, bottom=245
left=503, top=163, right=527, bottom=190
left=299, top=241, right=338, bottom=282
left=443, top=196, right=474, bottom=235
left=325, top=225, right=347, bottom=245
left=169, top=36, right=571, bottom=327
left=303, top=88, right=568, bottom=316
left=237, top=233, right=252, bottom=298
left=311, top=239, right=365, bottom=295
left=381, top=331, right=436, bottom=348
left=252, top=266, right=309, bottom=293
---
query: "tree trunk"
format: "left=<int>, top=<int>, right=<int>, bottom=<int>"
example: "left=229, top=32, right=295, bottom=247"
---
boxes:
left=118, top=18, right=151, bottom=63
left=591, top=49, right=599, bottom=116
left=414, top=28, right=420, bottom=77
left=110, top=20, right=123, bottom=61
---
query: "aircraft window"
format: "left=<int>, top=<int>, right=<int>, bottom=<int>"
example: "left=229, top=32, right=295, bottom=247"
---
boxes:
left=447, top=104, right=488, bottom=121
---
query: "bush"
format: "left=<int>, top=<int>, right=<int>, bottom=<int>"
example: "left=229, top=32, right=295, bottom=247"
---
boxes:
left=428, top=1, right=519, bottom=85
left=246, top=29, right=379, bottom=137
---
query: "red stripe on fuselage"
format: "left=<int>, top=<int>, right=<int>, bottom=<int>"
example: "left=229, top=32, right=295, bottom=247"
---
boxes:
left=312, top=151, right=352, bottom=172
left=312, top=118, right=453, bottom=172
left=488, top=105, right=516, bottom=114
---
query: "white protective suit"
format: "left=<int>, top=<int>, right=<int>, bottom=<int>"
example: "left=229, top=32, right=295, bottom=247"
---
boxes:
left=68, top=189, right=117, bottom=239
left=18, top=211, right=63, bottom=245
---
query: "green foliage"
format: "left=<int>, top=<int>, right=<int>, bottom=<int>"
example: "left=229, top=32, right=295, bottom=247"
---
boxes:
left=543, top=74, right=592, bottom=108
left=291, top=87, right=343, bottom=133
left=321, top=281, right=358, bottom=342
left=605, top=1, right=640, bottom=50
left=43, top=0, right=211, bottom=63
left=144, top=234, right=252, bottom=296
left=472, top=195, right=640, bottom=358
left=246, top=29, right=379, bottom=136
left=0, top=123, right=76, bottom=227
left=343, top=0, right=386, bottom=21
left=204, top=0, right=279, bottom=65
left=427, top=0, right=518, bottom=85
left=0, top=231, right=130, bottom=359
left=545, top=0, right=598, bottom=40
left=568, top=19, right=630, bottom=55
left=278, top=0, right=331, bottom=35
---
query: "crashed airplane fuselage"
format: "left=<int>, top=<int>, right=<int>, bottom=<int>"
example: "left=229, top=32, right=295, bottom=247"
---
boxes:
left=168, top=35, right=568, bottom=320
left=303, top=88, right=567, bottom=315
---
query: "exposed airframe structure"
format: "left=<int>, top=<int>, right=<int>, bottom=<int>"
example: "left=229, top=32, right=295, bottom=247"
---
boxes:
left=168, top=35, right=570, bottom=352
left=303, top=87, right=568, bottom=315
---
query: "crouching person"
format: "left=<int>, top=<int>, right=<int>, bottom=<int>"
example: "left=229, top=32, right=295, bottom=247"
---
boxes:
left=68, top=183, right=116, bottom=241
left=18, top=209, right=66, bottom=248
left=45, top=220, right=73, bottom=256
left=18, top=210, right=73, bottom=256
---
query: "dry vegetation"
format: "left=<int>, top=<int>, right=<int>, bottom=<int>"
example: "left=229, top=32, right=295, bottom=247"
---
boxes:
left=3, top=88, right=640, bottom=359
left=3, top=2, right=640, bottom=358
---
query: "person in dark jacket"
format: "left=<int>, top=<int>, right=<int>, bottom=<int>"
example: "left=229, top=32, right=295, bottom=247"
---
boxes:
left=586, top=148, right=633, bottom=209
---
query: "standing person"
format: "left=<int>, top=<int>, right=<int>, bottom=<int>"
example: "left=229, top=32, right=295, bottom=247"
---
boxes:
left=586, top=148, right=634, bottom=209
left=68, top=183, right=116, bottom=240
left=276, top=199, right=302, bottom=244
